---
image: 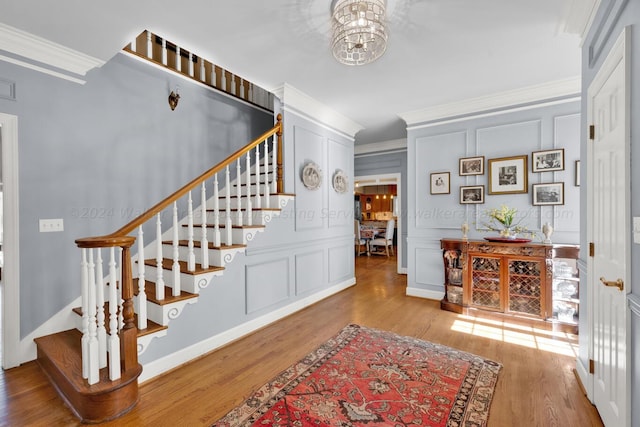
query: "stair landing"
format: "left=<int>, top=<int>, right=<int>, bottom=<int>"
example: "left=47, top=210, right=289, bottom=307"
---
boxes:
left=34, top=329, right=142, bottom=424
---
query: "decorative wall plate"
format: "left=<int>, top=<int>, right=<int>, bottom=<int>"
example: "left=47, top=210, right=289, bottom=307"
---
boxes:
left=332, top=169, right=348, bottom=193
left=301, top=161, right=322, bottom=190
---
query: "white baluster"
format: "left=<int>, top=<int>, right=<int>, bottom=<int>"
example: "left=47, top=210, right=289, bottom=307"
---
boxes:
left=86, top=249, right=99, bottom=385
left=236, top=158, right=243, bottom=226
left=200, top=182, right=209, bottom=269
left=213, top=174, right=221, bottom=247
left=187, top=191, right=196, bottom=271
left=240, top=79, right=245, bottom=99
left=188, top=53, right=194, bottom=77
left=146, top=31, right=153, bottom=59
left=155, top=214, right=165, bottom=300
left=225, top=166, right=233, bottom=245
left=161, top=38, right=167, bottom=65
left=108, top=247, right=121, bottom=381
left=255, top=146, right=262, bottom=209
left=263, top=139, right=270, bottom=208
left=118, top=248, right=124, bottom=331
left=212, top=67, right=217, bottom=88
left=130, top=36, right=136, bottom=53
left=176, top=46, right=181, bottom=72
left=95, top=250, right=107, bottom=369
left=80, top=249, right=89, bottom=379
left=200, top=59, right=205, bottom=83
left=221, top=70, right=227, bottom=91
left=231, top=75, right=236, bottom=96
left=137, top=226, right=147, bottom=330
left=172, top=202, right=181, bottom=296
left=248, top=83, right=253, bottom=104
left=245, top=151, right=253, bottom=226
left=271, top=135, right=278, bottom=195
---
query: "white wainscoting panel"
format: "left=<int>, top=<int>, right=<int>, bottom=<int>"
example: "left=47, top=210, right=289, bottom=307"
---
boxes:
left=245, top=258, right=290, bottom=314
left=293, top=125, right=326, bottom=231
left=295, top=250, right=325, bottom=296
left=328, top=244, right=353, bottom=283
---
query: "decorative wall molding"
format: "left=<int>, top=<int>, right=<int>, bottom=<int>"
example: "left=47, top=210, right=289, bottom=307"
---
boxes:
left=588, top=0, right=629, bottom=67
left=272, top=83, right=363, bottom=138
left=405, top=286, right=444, bottom=301
left=400, top=77, right=581, bottom=128
left=0, top=78, right=16, bottom=101
left=561, top=0, right=602, bottom=45
left=0, top=23, right=104, bottom=82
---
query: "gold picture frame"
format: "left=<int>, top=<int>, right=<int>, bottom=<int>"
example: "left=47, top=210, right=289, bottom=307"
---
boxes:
left=488, top=155, right=528, bottom=195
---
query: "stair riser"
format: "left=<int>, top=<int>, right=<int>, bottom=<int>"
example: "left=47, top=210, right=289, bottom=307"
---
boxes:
left=215, top=194, right=292, bottom=210
left=161, top=244, right=245, bottom=267
left=212, top=210, right=280, bottom=226
left=136, top=267, right=223, bottom=295
left=180, top=226, right=263, bottom=246
left=222, top=183, right=274, bottom=197
left=145, top=297, right=198, bottom=326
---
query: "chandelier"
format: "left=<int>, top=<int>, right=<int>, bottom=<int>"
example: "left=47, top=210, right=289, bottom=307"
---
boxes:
left=331, top=0, right=388, bottom=66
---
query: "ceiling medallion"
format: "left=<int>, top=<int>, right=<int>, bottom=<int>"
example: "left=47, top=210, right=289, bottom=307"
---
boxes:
left=331, top=0, right=388, bottom=66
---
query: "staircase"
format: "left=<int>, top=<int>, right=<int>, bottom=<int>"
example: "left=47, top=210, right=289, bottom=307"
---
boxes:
left=34, top=116, right=290, bottom=423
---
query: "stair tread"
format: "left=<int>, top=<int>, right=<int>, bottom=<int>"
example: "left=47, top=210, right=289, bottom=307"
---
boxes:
left=71, top=307, right=168, bottom=337
left=185, top=223, right=265, bottom=229
left=161, top=240, right=246, bottom=250
left=141, top=258, right=225, bottom=274
left=34, top=329, right=142, bottom=394
left=218, top=192, right=295, bottom=199
left=133, top=279, right=199, bottom=306
left=206, top=207, right=281, bottom=212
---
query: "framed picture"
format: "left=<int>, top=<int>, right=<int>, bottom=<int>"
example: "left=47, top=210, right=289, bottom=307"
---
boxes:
left=532, top=149, right=564, bottom=172
left=459, top=156, right=485, bottom=176
left=430, top=172, right=450, bottom=195
left=575, top=160, right=580, bottom=186
left=488, top=155, right=528, bottom=194
left=460, top=185, right=484, bottom=204
left=532, top=182, right=564, bottom=205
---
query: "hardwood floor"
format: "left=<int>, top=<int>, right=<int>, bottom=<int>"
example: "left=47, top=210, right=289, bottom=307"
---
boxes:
left=1, top=253, right=603, bottom=426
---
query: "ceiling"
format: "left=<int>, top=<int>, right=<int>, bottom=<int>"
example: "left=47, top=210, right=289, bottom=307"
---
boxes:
left=0, top=0, right=590, bottom=144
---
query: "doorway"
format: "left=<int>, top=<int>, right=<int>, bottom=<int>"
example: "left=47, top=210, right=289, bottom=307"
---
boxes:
left=354, top=173, right=403, bottom=274
left=0, top=113, right=19, bottom=369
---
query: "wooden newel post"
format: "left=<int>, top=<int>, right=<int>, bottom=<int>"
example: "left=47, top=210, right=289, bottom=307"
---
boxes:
left=276, top=113, right=284, bottom=194
left=119, top=242, right=138, bottom=372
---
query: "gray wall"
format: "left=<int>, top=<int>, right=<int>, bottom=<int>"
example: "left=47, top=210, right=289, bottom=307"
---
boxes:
left=139, top=108, right=355, bottom=363
left=354, top=150, right=408, bottom=270
left=406, top=100, right=581, bottom=295
left=0, top=52, right=272, bottom=337
left=581, top=0, right=640, bottom=423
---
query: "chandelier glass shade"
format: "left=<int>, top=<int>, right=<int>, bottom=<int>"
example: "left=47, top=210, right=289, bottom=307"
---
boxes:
left=331, top=0, right=388, bottom=66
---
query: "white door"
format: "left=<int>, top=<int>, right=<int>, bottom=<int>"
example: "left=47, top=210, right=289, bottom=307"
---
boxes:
left=588, top=27, right=630, bottom=427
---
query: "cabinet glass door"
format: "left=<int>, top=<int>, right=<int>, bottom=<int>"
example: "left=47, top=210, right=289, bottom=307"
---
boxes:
left=470, top=255, right=501, bottom=310
left=507, top=259, right=542, bottom=316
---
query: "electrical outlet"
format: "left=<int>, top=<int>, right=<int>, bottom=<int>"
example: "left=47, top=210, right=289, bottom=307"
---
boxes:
left=39, top=218, right=64, bottom=232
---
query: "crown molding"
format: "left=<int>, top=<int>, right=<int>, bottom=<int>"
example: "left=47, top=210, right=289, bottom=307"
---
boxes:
left=0, top=23, right=104, bottom=78
left=272, top=83, right=363, bottom=138
left=399, top=77, right=581, bottom=127
left=355, top=138, right=406, bottom=155
left=561, top=0, right=601, bottom=46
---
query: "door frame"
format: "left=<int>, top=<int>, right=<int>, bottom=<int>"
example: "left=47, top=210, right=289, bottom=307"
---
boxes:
left=0, top=112, right=20, bottom=369
left=353, top=173, right=403, bottom=274
left=585, top=26, right=631, bottom=425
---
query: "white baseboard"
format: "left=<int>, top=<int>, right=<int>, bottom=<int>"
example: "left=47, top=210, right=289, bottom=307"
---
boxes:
left=139, top=277, right=356, bottom=383
left=405, top=286, right=444, bottom=301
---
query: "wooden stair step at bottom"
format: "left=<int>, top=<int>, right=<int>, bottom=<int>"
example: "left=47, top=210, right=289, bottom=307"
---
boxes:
left=133, top=279, right=199, bottom=306
left=34, top=329, right=142, bottom=423
left=183, top=223, right=265, bottom=229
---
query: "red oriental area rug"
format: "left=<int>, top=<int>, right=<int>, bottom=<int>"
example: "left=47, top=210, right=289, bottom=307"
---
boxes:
left=212, top=324, right=502, bottom=427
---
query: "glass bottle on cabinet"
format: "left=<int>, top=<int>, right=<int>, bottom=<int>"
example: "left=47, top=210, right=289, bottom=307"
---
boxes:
left=469, top=255, right=501, bottom=310
left=552, top=245, right=579, bottom=326
left=440, top=239, right=464, bottom=313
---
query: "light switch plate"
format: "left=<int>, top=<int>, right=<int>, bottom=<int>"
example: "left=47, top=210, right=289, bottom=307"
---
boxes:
left=39, top=218, right=64, bottom=232
left=634, top=217, right=640, bottom=244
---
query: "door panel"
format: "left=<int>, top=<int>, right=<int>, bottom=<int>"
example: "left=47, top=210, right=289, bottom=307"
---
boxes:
left=588, top=27, right=629, bottom=427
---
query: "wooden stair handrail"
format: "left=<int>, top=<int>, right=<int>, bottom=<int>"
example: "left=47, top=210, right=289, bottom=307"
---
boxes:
left=75, top=114, right=282, bottom=247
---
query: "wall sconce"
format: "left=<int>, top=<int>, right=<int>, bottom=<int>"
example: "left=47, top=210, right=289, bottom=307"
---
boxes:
left=168, top=86, right=180, bottom=111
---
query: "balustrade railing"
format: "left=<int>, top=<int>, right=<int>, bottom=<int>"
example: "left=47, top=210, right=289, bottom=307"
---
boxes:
left=75, top=115, right=282, bottom=385
left=123, top=30, right=274, bottom=112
